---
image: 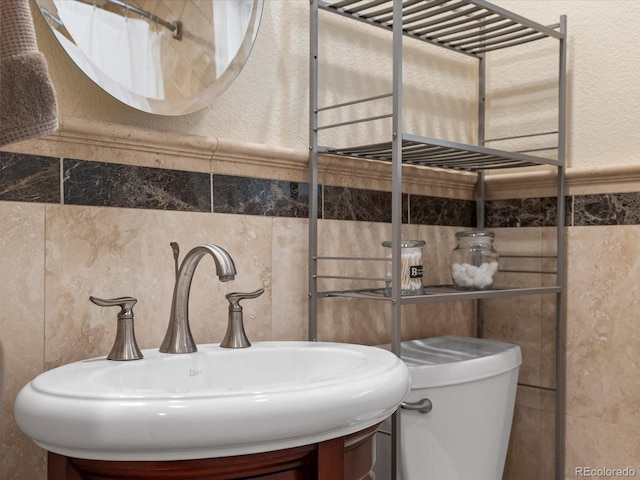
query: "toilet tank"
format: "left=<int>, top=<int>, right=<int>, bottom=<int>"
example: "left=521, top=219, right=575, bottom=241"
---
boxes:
left=374, top=336, right=522, bottom=480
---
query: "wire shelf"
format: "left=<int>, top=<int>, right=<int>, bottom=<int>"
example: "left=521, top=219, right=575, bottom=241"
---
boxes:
left=319, top=0, right=563, bottom=57
left=320, top=134, right=562, bottom=171
left=319, top=284, right=562, bottom=303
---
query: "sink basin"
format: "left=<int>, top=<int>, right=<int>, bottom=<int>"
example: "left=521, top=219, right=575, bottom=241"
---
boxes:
left=14, top=341, right=410, bottom=461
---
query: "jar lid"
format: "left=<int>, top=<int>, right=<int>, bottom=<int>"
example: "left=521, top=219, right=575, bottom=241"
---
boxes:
left=381, top=240, right=426, bottom=248
left=455, top=230, right=495, bottom=240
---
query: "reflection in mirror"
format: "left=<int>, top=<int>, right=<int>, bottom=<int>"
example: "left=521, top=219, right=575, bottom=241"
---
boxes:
left=36, top=0, right=264, bottom=115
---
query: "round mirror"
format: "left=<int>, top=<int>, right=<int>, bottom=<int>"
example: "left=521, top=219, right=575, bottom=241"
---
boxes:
left=35, top=0, right=264, bottom=115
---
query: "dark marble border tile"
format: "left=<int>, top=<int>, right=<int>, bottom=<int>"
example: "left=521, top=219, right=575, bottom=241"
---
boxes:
left=323, top=186, right=406, bottom=223
left=573, top=192, right=640, bottom=226
left=213, top=175, right=311, bottom=218
left=410, top=195, right=476, bottom=227
left=64, top=159, right=211, bottom=212
left=7, top=150, right=640, bottom=228
left=0, top=151, right=60, bottom=203
left=485, top=197, right=561, bottom=228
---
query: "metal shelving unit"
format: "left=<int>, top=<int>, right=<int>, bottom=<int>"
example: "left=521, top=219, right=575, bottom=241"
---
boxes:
left=308, top=1, right=567, bottom=479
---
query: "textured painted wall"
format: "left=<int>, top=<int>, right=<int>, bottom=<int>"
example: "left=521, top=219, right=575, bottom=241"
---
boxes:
left=496, top=1, right=640, bottom=169
left=32, top=1, right=640, bottom=169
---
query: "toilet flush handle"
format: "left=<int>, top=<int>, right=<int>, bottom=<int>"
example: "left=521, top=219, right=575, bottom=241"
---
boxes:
left=401, top=398, right=432, bottom=414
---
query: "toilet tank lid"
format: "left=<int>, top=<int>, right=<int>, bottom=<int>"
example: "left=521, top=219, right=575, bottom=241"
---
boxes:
left=380, top=336, right=522, bottom=388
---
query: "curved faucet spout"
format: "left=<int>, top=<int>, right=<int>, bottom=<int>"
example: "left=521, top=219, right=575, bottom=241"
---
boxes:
left=159, top=244, right=237, bottom=354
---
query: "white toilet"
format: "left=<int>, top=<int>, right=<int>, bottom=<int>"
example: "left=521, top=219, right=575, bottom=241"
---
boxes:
left=374, top=336, right=522, bottom=480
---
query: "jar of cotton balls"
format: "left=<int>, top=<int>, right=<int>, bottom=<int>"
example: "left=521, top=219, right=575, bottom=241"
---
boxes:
left=382, top=240, right=425, bottom=296
left=451, top=231, right=499, bottom=290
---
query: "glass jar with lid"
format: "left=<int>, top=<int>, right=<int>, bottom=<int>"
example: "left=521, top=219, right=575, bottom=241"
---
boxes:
left=382, top=240, right=425, bottom=296
left=450, top=230, right=499, bottom=290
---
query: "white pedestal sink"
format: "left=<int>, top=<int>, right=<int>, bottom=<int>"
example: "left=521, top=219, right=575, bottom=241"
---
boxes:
left=14, top=341, right=410, bottom=461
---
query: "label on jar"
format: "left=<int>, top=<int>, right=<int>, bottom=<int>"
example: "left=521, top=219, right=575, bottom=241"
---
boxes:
left=409, top=265, right=423, bottom=278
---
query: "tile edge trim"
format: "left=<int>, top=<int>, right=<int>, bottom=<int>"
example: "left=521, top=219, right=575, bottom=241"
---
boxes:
left=5, top=117, right=639, bottom=200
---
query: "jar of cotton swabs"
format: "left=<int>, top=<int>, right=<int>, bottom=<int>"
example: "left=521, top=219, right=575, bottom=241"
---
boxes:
left=451, top=231, right=499, bottom=290
left=382, top=240, right=425, bottom=296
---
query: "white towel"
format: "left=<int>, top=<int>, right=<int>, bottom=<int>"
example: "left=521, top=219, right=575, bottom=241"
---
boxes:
left=0, top=0, right=59, bottom=147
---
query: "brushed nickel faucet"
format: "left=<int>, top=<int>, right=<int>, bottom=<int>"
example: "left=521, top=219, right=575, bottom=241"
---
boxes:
left=160, top=242, right=237, bottom=354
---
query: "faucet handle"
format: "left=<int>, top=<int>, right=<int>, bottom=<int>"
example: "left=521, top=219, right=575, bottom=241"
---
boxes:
left=221, top=289, right=264, bottom=348
left=90, top=296, right=143, bottom=361
left=225, top=288, right=265, bottom=310
left=90, top=296, right=137, bottom=318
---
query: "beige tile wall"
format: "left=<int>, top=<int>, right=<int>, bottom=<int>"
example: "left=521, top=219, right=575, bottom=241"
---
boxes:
left=487, top=227, right=559, bottom=479
left=0, top=204, right=47, bottom=480
left=488, top=226, right=640, bottom=479
left=564, top=227, right=640, bottom=479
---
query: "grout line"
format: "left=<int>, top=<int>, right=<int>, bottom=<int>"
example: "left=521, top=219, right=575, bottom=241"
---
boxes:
left=570, top=195, right=574, bottom=227
left=42, top=200, right=48, bottom=370
left=210, top=173, right=214, bottom=214
left=59, top=157, right=64, bottom=205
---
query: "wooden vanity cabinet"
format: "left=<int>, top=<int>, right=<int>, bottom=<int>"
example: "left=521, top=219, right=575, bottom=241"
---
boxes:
left=47, top=423, right=378, bottom=480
